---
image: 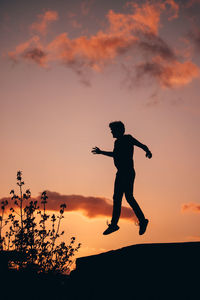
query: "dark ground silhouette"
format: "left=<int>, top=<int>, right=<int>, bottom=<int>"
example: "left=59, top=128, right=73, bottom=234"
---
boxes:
left=1, top=241, right=200, bottom=299
left=72, top=241, right=200, bottom=299
left=92, top=121, right=152, bottom=235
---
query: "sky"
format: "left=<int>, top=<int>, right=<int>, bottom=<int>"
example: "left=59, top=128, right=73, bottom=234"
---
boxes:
left=1, top=0, right=200, bottom=259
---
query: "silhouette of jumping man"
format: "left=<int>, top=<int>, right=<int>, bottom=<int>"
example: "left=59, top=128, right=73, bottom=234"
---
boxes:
left=92, top=121, right=152, bottom=235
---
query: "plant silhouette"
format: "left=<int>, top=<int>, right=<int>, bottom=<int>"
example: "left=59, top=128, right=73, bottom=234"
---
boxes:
left=0, top=171, right=81, bottom=274
left=92, top=121, right=152, bottom=235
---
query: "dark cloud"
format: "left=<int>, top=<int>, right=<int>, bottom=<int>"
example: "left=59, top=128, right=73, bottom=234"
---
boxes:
left=23, top=48, right=47, bottom=66
left=188, top=30, right=200, bottom=51
left=81, top=0, right=94, bottom=16
left=132, top=56, right=199, bottom=88
left=185, top=0, right=200, bottom=8
left=138, top=33, right=176, bottom=61
left=0, top=191, right=136, bottom=222
left=136, top=61, right=164, bottom=82
left=122, top=61, right=166, bottom=89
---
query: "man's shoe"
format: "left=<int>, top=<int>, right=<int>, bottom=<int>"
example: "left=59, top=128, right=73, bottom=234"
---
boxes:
left=103, top=224, right=119, bottom=235
left=139, top=219, right=149, bottom=235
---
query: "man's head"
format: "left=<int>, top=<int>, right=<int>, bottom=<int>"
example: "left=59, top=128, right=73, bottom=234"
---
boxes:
left=109, top=121, right=125, bottom=138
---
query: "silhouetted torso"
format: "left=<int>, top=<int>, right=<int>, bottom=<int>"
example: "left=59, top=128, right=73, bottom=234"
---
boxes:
left=113, top=134, right=135, bottom=171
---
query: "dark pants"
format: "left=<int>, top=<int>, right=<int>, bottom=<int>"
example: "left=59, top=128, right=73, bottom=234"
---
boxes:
left=111, top=169, right=145, bottom=225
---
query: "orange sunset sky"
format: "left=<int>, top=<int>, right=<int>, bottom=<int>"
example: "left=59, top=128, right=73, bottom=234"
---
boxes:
left=1, top=0, right=200, bottom=259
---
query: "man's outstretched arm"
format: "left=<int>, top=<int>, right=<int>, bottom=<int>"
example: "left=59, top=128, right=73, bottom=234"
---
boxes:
left=92, top=147, right=113, bottom=157
left=131, top=137, right=152, bottom=159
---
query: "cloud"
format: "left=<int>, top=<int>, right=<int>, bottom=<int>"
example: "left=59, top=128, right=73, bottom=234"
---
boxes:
left=185, top=236, right=200, bottom=241
left=30, top=10, right=58, bottom=35
left=107, top=3, right=161, bottom=36
left=81, top=0, right=94, bottom=16
left=135, top=56, right=199, bottom=88
left=122, top=0, right=179, bottom=34
left=69, top=19, right=82, bottom=29
left=8, top=35, right=47, bottom=67
left=181, top=202, right=200, bottom=213
left=188, top=30, right=200, bottom=51
left=0, top=191, right=137, bottom=222
left=8, top=1, right=176, bottom=70
left=138, top=33, right=176, bottom=61
left=185, top=0, right=200, bottom=8
left=22, top=48, right=47, bottom=67
left=47, top=32, right=137, bottom=71
left=8, top=1, right=200, bottom=89
left=165, top=0, right=179, bottom=20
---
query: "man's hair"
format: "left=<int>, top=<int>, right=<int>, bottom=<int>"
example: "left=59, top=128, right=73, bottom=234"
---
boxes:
left=109, top=121, right=125, bottom=134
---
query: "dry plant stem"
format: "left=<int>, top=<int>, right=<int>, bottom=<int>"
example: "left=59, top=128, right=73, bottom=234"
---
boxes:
left=19, top=184, right=23, bottom=252
left=0, top=209, right=4, bottom=250
left=0, top=209, right=4, bottom=239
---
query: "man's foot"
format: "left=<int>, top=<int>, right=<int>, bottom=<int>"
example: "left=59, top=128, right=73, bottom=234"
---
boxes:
left=103, top=224, right=119, bottom=235
left=139, top=219, right=149, bottom=235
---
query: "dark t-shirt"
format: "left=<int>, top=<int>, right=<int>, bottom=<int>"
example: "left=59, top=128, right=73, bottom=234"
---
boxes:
left=113, top=134, right=136, bottom=171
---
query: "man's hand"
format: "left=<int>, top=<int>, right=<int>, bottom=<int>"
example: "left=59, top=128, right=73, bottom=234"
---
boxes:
left=146, top=150, right=152, bottom=159
left=92, top=146, right=102, bottom=154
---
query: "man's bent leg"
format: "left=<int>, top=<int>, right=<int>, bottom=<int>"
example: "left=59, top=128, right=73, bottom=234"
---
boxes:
left=124, top=171, right=145, bottom=223
left=126, top=193, right=148, bottom=235
left=125, top=195, right=145, bottom=222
